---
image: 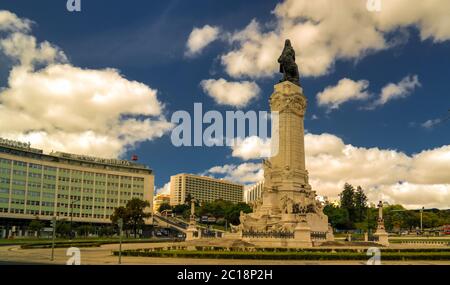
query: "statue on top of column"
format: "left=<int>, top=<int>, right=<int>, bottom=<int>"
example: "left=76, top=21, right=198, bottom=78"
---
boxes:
left=278, top=39, right=300, bottom=86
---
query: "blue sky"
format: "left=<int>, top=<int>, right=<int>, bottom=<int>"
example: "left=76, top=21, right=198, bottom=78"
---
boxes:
left=0, top=0, right=449, bottom=208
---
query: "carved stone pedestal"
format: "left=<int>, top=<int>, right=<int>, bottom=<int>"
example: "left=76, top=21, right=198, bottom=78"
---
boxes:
left=374, top=201, right=389, bottom=246
left=375, top=222, right=389, bottom=246
left=185, top=225, right=198, bottom=241
left=293, top=220, right=312, bottom=247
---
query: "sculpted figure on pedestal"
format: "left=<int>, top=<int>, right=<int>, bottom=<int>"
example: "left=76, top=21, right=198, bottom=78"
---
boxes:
left=281, top=196, right=295, bottom=214
left=278, top=39, right=300, bottom=86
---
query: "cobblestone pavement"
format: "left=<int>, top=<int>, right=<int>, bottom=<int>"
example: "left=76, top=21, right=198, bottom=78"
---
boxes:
left=0, top=243, right=449, bottom=265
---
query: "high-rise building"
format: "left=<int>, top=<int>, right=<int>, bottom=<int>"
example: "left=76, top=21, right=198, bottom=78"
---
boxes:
left=153, top=193, right=170, bottom=213
left=169, top=174, right=243, bottom=206
left=244, top=181, right=264, bottom=204
left=0, top=138, right=154, bottom=237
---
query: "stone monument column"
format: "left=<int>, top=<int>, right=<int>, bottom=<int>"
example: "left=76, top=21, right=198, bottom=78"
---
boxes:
left=186, top=199, right=198, bottom=241
left=269, top=81, right=307, bottom=176
left=235, top=39, right=333, bottom=244
left=374, top=201, right=389, bottom=246
left=263, top=80, right=312, bottom=218
left=259, top=81, right=309, bottom=218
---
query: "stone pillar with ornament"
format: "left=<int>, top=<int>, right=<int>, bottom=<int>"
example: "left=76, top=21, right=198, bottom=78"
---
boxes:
left=185, top=199, right=199, bottom=241
left=374, top=201, right=389, bottom=246
left=226, top=39, right=334, bottom=246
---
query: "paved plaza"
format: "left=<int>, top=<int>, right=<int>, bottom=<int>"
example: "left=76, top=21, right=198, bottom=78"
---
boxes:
left=0, top=242, right=449, bottom=265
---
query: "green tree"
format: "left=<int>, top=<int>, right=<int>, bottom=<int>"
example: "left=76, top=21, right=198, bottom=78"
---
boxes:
left=56, top=219, right=71, bottom=238
left=76, top=225, right=94, bottom=238
left=98, top=226, right=115, bottom=237
left=339, top=183, right=356, bottom=228
left=382, top=204, right=406, bottom=232
left=158, top=202, right=172, bottom=213
left=28, top=218, right=45, bottom=237
left=225, top=202, right=252, bottom=225
left=324, top=204, right=350, bottom=230
left=184, top=193, right=193, bottom=205
left=354, top=186, right=368, bottom=223
left=111, top=206, right=128, bottom=225
left=126, top=198, right=151, bottom=238
left=172, top=204, right=190, bottom=216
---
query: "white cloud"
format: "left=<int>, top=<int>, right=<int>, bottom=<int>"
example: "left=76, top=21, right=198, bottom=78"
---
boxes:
left=317, top=75, right=421, bottom=110
left=219, top=0, right=450, bottom=79
left=371, top=75, right=421, bottom=107
left=226, top=133, right=450, bottom=208
left=409, top=145, right=450, bottom=185
left=0, top=11, right=173, bottom=158
left=205, top=162, right=264, bottom=185
left=185, top=25, right=220, bottom=57
left=0, top=10, right=31, bottom=32
left=375, top=183, right=450, bottom=210
left=156, top=182, right=171, bottom=195
left=306, top=134, right=450, bottom=209
left=221, top=20, right=282, bottom=78
left=200, top=78, right=260, bottom=107
left=231, top=136, right=272, bottom=160
left=421, top=119, right=442, bottom=129
left=317, top=78, right=370, bottom=110
left=305, top=133, right=346, bottom=157
left=374, top=0, right=450, bottom=43
left=0, top=32, right=67, bottom=68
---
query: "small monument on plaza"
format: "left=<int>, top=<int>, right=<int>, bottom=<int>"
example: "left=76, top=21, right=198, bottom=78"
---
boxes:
left=374, top=201, right=389, bottom=246
left=226, top=40, right=334, bottom=247
left=185, top=199, right=199, bottom=241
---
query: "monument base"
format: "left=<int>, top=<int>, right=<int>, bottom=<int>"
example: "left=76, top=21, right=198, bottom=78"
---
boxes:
left=374, top=229, right=389, bottom=246
left=185, top=225, right=199, bottom=241
left=221, top=81, right=334, bottom=247
left=374, top=219, right=390, bottom=246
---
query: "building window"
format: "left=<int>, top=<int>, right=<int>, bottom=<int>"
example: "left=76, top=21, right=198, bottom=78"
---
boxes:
left=13, top=161, right=27, bottom=167
left=12, top=190, right=25, bottom=196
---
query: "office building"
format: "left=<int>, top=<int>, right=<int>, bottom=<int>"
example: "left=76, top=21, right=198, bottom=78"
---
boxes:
left=244, top=180, right=264, bottom=203
left=0, top=137, right=154, bottom=237
left=169, top=174, right=243, bottom=206
left=153, top=193, right=170, bottom=213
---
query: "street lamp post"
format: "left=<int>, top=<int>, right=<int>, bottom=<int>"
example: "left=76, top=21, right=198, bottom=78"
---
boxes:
left=420, top=207, right=424, bottom=233
left=50, top=216, right=56, bottom=261
left=118, top=218, right=123, bottom=265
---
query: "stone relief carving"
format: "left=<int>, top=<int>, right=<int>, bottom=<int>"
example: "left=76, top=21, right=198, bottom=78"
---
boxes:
left=270, top=92, right=307, bottom=117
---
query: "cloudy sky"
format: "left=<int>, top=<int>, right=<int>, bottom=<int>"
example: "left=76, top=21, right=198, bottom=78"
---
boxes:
left=0, top=0, right=449, bottom=208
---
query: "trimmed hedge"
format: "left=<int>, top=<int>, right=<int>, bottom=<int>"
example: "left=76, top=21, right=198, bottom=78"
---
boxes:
left=112, top=249, right=450, bottom=261
left=21, top=242, right=101, bottom=249
left=389, top=239, right=450, bottom=244
left=20, top=238, right=180, bottom=249
left=146, top=246, right=450, bottom=253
